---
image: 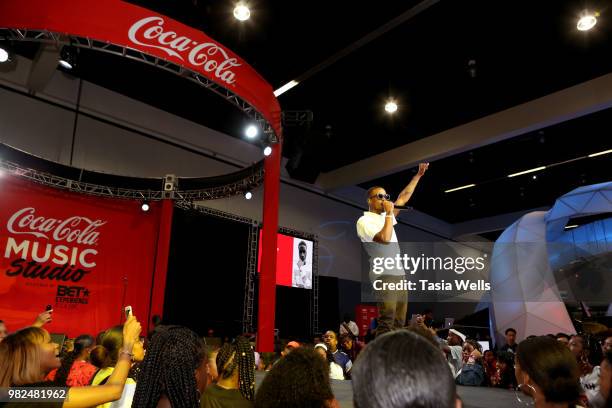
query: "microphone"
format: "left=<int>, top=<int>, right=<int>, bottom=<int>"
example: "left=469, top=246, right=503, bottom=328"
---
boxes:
left=394, top=205, right=413, bottom=210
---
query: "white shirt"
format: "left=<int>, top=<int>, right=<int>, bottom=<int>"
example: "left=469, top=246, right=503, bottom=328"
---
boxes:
left=581, top=366, right=601, bottom=404
left=329, top=362, right=345, bottom=380
left=356, top=211, right=398, bottom=243
left=356, top=211, right=404, bottom=277
left=447, top=345, right=463, bottom=378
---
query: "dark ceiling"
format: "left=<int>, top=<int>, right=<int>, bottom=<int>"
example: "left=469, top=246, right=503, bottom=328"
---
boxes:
left=11, top=0, right=612, bottom=224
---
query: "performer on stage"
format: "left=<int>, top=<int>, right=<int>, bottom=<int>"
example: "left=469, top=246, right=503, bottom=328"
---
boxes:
left=356, top=162, right=429, bottom=336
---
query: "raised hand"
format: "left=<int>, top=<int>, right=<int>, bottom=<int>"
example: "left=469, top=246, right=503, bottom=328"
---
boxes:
left=417, top=162, right=429, bottom=177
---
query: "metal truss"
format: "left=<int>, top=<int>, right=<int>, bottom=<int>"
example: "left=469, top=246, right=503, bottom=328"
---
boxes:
left=175, top=201, right=259, bottom=334
left=0, top=28, right=278, bottom=143
left=0, top=160, right=165, bottom=199
left=243, top=222, right=259, bottom=333
left=282, top=110, right=314, bottom=127
left=277, top=226, right=319, bottom=336
left=0, top=159, right=263, bottom=201
left=174, top=201, right=255, bottom=225
left=179, top=205, right=321, bottom=337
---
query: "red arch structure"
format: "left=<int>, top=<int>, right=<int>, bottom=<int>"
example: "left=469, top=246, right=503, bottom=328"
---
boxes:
left=0, top=0, right=282, bottom=351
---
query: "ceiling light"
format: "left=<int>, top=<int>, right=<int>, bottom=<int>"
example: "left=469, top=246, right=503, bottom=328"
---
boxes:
left=245, top=125, right=259, bottom=139
left=0, top=47, right=9, bottom=63
left=444, top=184, right=476, bottom=193
left=58, top=46, right=76, bottom=70
left=233, top=4, right=251, bottom=21
left=263, top=146, right=272, bottom=156
left=588, top=148, right=612, bottom=158
left=565, top=224, right=579, bottom=230
left=385, top=101, right=398, bottom=114
left=141, top=201, right=150, bottom=212
left=507, top=166, right=546, bottom=178
left=274, top=80, right=298, bottom=97
left=245, top=191, right=253, bottom=200
left=577, top=13, right=597, bottom=31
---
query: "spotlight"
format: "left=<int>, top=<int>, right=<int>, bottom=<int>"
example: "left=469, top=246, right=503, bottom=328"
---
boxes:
left=577, top=12, right=598, bottom=31
left=141, top=201, right=150, bottom=212
left=245, top=125, right=259, bottom=139
left=384, top=101, right=398, bottom=114
left=233, top=3, right=251, bottom=21
left=245, top=191, right=253, bottom=200
left=263, top=146, right=272, bottom=156
left=467, top=59, right=478, bottom=78
left=58, top=46, right=76, bottom=70
left=0, top=47, right=9, bottom=63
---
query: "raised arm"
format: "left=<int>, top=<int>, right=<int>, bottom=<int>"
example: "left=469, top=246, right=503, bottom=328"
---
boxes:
left=393, top=163, right=428, bottom=217
left=62, top=315, right=141, bottom=408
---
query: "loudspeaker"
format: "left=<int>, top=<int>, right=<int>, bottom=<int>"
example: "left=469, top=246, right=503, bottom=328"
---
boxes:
left=163, top=174, right=177, bottom=192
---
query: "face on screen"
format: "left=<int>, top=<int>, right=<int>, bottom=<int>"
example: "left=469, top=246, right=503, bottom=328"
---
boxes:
left=292, top=238, right=313, bottom=289
left=298, top=242, right=307, bottom=263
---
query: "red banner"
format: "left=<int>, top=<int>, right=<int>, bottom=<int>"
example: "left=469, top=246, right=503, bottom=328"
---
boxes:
left=0, top=0, right=281, bottom=136
left=0, top=175, right=164, bottom=337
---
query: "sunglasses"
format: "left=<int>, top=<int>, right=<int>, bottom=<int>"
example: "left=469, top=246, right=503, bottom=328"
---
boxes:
left=369, top=193, right=391, bottom=201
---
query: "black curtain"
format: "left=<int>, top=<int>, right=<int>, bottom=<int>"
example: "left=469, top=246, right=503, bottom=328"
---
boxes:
left=163, top=207, right=249, bottom=337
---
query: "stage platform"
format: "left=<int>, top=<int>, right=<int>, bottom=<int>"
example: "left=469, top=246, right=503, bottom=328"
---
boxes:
left=256, top=372, right=519, bottom=407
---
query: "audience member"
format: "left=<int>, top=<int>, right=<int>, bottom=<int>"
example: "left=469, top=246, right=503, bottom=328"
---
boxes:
left=323, top=331, right=352, bottom=379
left=602, top=335, right=612, bottom=354
left=258, top=352, right=277, bottom=371
left=47, top=334, right=97, bottom=386
left=90, top=326, right=145, bottom=408
left=443, top=328, right=466, bottom=377
left=280, top=341, right=300, bottom=358
left=494, top=351, right=517, bottom=390
left=0, top=316, right=141, bottom=408
left=455, top=339, right=484, bottom=386
left=421, top=309, right=435, bottom=328
left=482, top=350, right=497, bottom=386
left=0, top=320, right=7, bottom=343
left=364, top=318, right=377, bottom=343
left=314, top=343, right=344, bottom=380
left=339, top=334, right=364, bottom=362
left=569, top=334, right=601, bottom=405
left=207, top=346, right=220, bottom=383
left=515, top=336, right=582, bottom=408
left=255, top=347, right=339, bottom=408
left=352, top=330, right=458, bottom=408
left=557, top=332, right=571, bottom=346
left=132, top=326, right=207, bottom=408
left=339, top=314, right=359, bottom=338
left=598, top=351, right=611, bottom=408
left=497, top=328, right=517, bottom=354
left=200, top=336, right=255, bottom=408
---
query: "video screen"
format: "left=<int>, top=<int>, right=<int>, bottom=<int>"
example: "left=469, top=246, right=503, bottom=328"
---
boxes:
left=258, top=231, right=313, bottom=289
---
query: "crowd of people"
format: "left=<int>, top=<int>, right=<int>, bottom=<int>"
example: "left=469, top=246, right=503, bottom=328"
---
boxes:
left=0, top=310, right=611, bottom=408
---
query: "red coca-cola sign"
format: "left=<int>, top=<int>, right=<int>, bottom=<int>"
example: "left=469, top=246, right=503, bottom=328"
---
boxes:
left=0, top=175, right=164, bottom=337
left=0, top=0, right=281, bottom=136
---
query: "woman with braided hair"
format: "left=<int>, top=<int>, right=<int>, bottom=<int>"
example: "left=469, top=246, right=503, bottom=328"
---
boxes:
left=46, top=334, right=97, bottom=386
left=201, top=336, right=255, bottom=408
left=132, top=326, right=208, bottom=408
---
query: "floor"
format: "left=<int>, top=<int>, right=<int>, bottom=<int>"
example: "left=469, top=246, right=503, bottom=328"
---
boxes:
left=255, top=372, right=519, bottom=407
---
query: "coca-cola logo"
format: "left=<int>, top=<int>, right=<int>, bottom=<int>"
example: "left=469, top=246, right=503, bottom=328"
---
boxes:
left=128, top=16, right=241, bottom=85
left=7, top=207, right=106, bottom=246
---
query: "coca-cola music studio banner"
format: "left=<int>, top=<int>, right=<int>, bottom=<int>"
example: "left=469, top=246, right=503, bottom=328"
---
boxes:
left=0, top=175, right=164, bottom=337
